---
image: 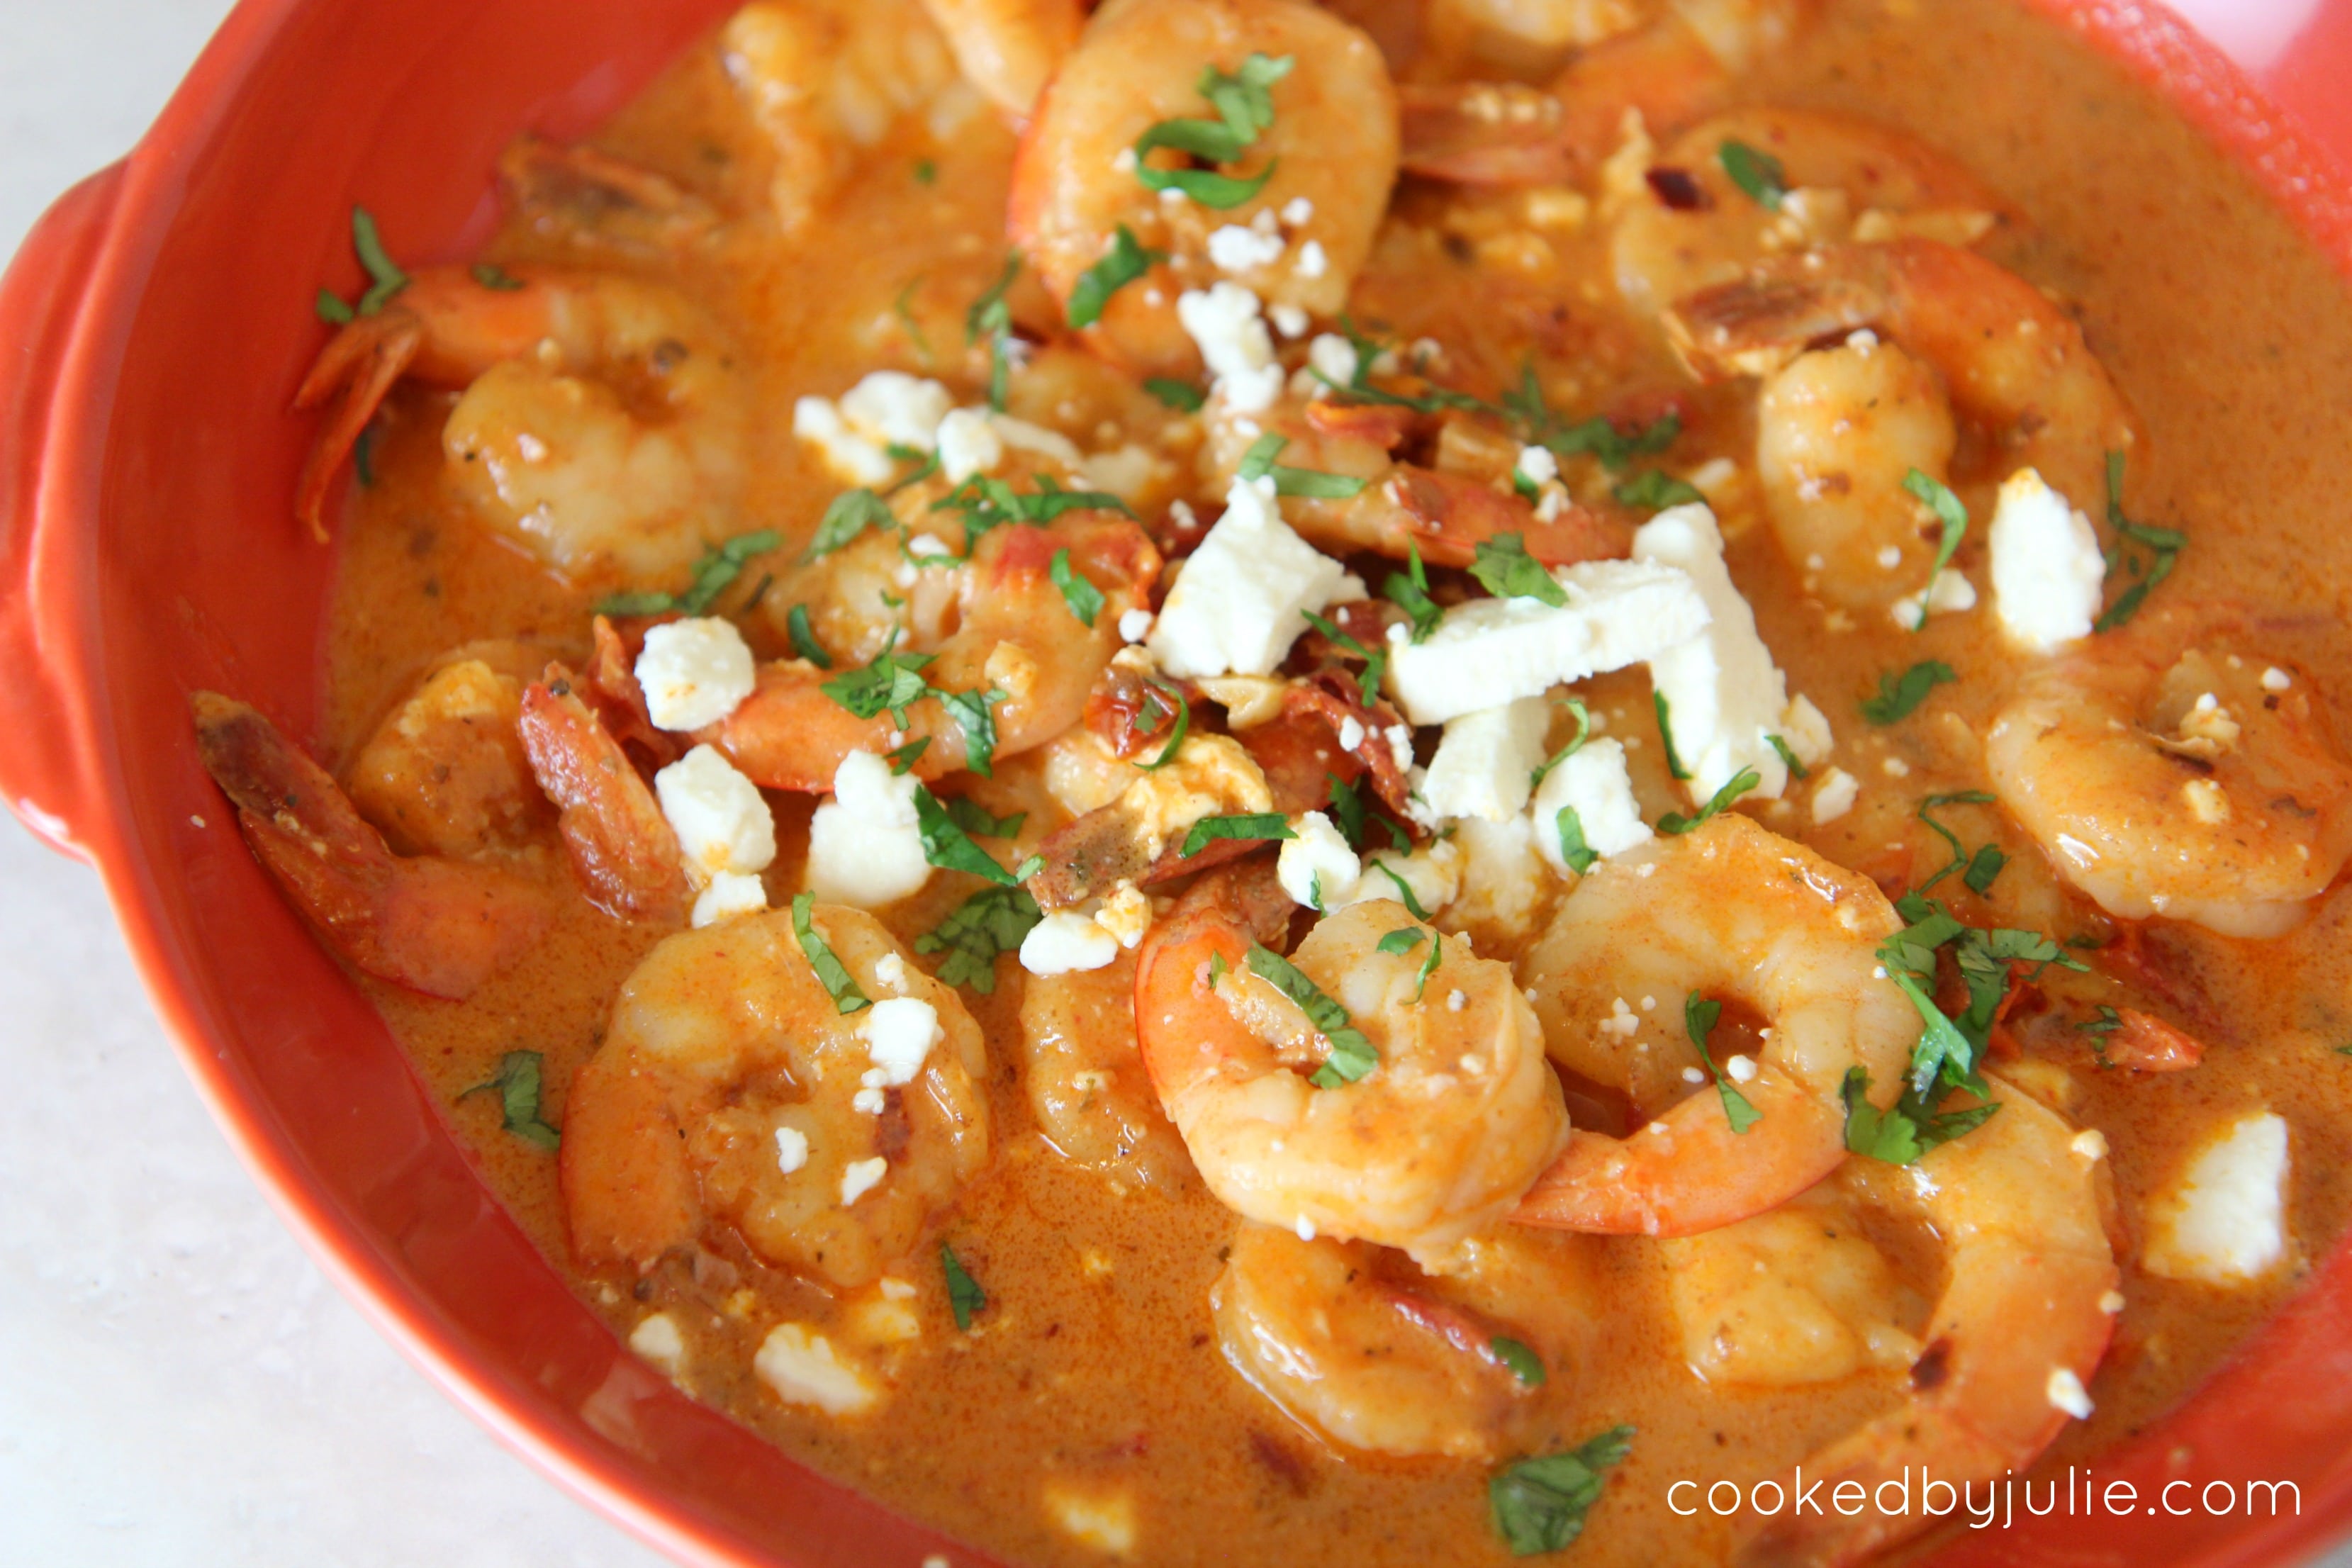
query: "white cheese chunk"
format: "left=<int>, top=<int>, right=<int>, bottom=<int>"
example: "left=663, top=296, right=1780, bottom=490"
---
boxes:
left=692, top=870, right=768, bottom=928
left=936, top=406, right=1004, bottom=482
left=1305, top=332, right=1358, bottom=388
left=655, top=745, right=777, bottom=879
left=1176, top=281, right=1282, bottom=413
left=1146, top=475, right=1361, bottom=678
left=1206, top=223, right=1285, bottom=274
left=2142, top=1110, right=2290, bottom=1284
left=2045, top=1367, right=2093, bottom=1421
left=1387, top=559, right=1710, bottom=726
left=1117, top=607, right=1154, bottom=644
left=1810, top=766, right=1860, bottom=824
left=1989, top=467, right=2105, bottom=652
left=858, top=996, right=941, bottom=1086
left=839, top=1156, right=889, bottom=1207
left=1515, top=445, right=1559, bottom=488
left=773, top=1126, right=810, bottom=1175
left=1420, top=697, right=1552, bottom=822
left=636, top=616, right=757, bottom=732
left=1448, top=813, right=1550, bottom=939
left=837, top=370, right=954, bottom=452
left=793, top=396, right=894, bottom=486
left=1530, top=737, right=1651, bottom=872
left=1634, top=504, right=1798, bottom=801
left=805, top=750, right=932, bottom=908
left=754, top=1323, right=880, bottom=1416
left=1888, top=568, right=1978, bottom=630
left=1277, top=811, right=1362, bottom=910
left=1343, top=838, right=1464, bottom=915
left=1020, top=910, right=1121, bottom=975
left=629, top=1313, right=685, bottom=1373
left=1043, top=1483, right=1138, bottom=1557
left=1781, top=693, right=1834, bottom=767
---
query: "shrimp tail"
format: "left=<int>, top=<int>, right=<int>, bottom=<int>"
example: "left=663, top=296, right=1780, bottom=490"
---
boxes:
left=517, top=666, right=690, bottom=924
left=291, top=309, right=424, bottom=541
left=560, top=1047, right=698, bottom=1272
left=192, top=690, right=547, bottom=999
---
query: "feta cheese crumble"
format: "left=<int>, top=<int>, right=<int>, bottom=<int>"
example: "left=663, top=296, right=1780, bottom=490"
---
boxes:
left=1888, top=568, right=1978, bottom=630
left=1531, top=737, right=1652, bottom=873
left=839, top=1156, right=889, bottom=1206
left=1146, top=474, right=1362, bottom=678
left=655, top=745, right=778, bottom=880
left=1634, top=504, right=1801, bottom=800
left=1175, top=281, right=1283, bottom=413
left=774, top=1126, right=810, bottom=1175
left=1387, top=559, right=1710, bottom=725
left=2142, top=1110, right=2290, bottom=1284
left=859, top=997, right=942, bottom=1087
left=629, top=1313, right=686, bottom=1372
left=937, top=406, right=1004, bottom=482
left=1020, top=910, right=1121, bottom=975
left=794, top=370, right=954, bottom=484
left=1988, top=467, right=2105, bottom=651
left=805, top=750, right=932, bottom=908
left=693, top=869, right=768, bottom=928
left=1206, top=223, right=1286, bottom=274
left=1419, top=697, right=1551, bottom=822
left=636, top=616, right=757, bottom=732
left=2046, top=1367, right=2093, bottom=1421
left=1810, top=767, right=1860, bottom=824
left=754, top=1323, right=880, bottom=1416
left=1277, top=810, right=1362, bottom=909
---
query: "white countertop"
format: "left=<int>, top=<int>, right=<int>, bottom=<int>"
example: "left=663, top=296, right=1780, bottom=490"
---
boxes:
left=0, top=1, right=2338, bottom=1566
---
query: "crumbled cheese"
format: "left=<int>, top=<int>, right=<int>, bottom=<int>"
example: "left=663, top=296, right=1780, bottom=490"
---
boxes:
left=1305, top=332, right=1358, bottom=389
left=1447, top=990, right=1467, bottom=1012
left=1633, top=504, right=1799, bottom=800
left=1269, top=303, right=1309, bottom=339
left=846, top=1287, right=922, bottom=1345
left=655, top=745, right=778, bottom=880
left=2263, top=666, right=2293, bottom=693
left=1343, top=838, right=1464, bottom=915
left=637, top=617, right=757, bottom=732
left=1811, top=767, right=1861, bottom=824
left=1448, top=814, right=1549, bottom=939
left=2071, top=1129, right=2110, bottom=1161
left=874, top=951, right=909, bottom=994
left=774, top=1125, right=810, bottom=1175
left=692, top=870, right=768, bottom=928
left=805, top=750, right=931, bottom=908
left=839, top=1156, right=889, bottom=1206
left=793, top=396, right=895, bottom=486
left=1419, top=697, right=1551, bottom=822
left=754, top=1323, right=880, bottom=1416
left=1883, top=756, right=1910, bottom=778
left=1989, top=468, right=2104, bottom=652
left=1021, top=910, right=1121, bottom=975
left=2181, top=777, right=2230, bottom=824
left=859, top=996, right=941, bottom=1087
left=1146, top=474, right=1362, bottom=678
left=1724, top=1053, right=1757, bottom=1083
left=1282, top=196, right=1314, bottom=226
left=937, top=406, right=1004, bottom=482
left=2046, top=1367, right=2093, bottom=1421
left=1043, top=1482, right=1138, bottom=1557
left=1175, top=282, right=1282, bottom=413
left=1207, top=223, right=1285, bottom=274
left=2142, top=1111, right=2290, bottom=1284
left=839, top=370, right=953, bottom=451
left=1117, top=607, right=1153, bottom=644
left=1337, top=715, right=1366, bottom=751
left=1876, top=544, right=1903, bottom=570
left=1888, top=568, right=1978, bottom=629
left=1387, top=559, right=1711, bottom=725
left=1781, top=693, right=1834, bottom=767
left=1277, top=811, right=1362, bottom=909
left=629, top=1312, right=685, bottom=1372
left=1297, top=240, right=1328, bottom=278
left=1094, top=880, right=1154, bottom=948
left=1516, top=445, right=1559, bottom=488
left=1598, top=997, right=1640, bottom=1038
left=1530, top=737, right=1651, bottom=871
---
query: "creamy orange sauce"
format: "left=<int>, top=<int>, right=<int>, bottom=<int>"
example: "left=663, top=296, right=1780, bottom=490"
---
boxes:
left=294, top=1, right=2352, bottom=1563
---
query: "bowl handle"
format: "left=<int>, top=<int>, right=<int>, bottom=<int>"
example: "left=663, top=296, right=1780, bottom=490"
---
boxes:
left=0, top=164, right=125, bottom=861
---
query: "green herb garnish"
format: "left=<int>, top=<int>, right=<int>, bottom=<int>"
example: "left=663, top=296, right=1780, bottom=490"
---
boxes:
left=936, top=685, right=1006, bottom=776
left=941, top=1243, right=987, bottom=1329
left=1050, top=547, right=1106, bottom=627
left=914, top=787, right=1034, bottom=887
left=914, top=885, right=1042, bottom=993
left=806, top=488, right=895, bottom=561
left=1491, top=1336, right=1545, bottom=1387
left=1236, top=432, right=1370, bottom=500
left=349, top=206, right=409, bottom=315
left=1383, top=542, right=1444, bottom=642
left=1131, top=53, right=1293, bottom=209
left=886, top=736, right=931, bottom=774
left=1489, top=1427, right=1635, bottom=1557
left=2095, top=452, right=2185, bottom=632
left=1859, top=660, right=1956, bottom=725
left=1180, top=812, right=1295, bottom=858
left=786, top=603, right=834, bottom=668
left=1718, top=140, right=1788, bottom=208
left=470, top=262, right=524, bottom=291
left=1766, top=733, right=1808, bottom=780
left=1469, top=533, right=1566, bottom=606
left=1657, top=767, right=1762, bottom=835
left=791, top=892, right=872, bottom=1014
left=967, top=252, right=1021, bottom=410
left=1067, top=224, right=1167, bottom=329
left=1299, top=608, right=1386, bottom=706
left=461, top=1050, right=561, bottom=1151
left=1244, top=943, right=1379, bottom=1087
left=1685, top=994, right=1762, bottom=1134
left=1145, top=376, right=1206, bottom=413
left=1901, top=469, right=1969, bottom=631
left=1915, top=791, right=2006, bottom=896
left=1529, top=698, right=1592, bottom=789
left=1136, top=678, right=1193, bottom=771
left=821, top=636, right=936, bottom=727
left=595, top=529, right=783, bottom=618
left=1613, top=470, right=1705, bottom=510
left=1653, top=690, right=1691, bottom=781
left=1552, top=806, right=1598, bottom=875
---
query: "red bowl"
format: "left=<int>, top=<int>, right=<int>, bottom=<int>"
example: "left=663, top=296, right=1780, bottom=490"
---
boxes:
left=4, top=3, right=2351, bottom=1564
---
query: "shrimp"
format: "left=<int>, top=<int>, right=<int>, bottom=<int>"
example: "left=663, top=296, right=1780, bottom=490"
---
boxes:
left=494, top=134, right=722, bottom=259
left=1734, top=1076, right=2119, bottom=1567
left=715, top=510, right=1161, bottom=791
left=1398, top=0, right=1820, bottom=186
left=562, top=905, right=990, bottom=1287
left=1986, top=608, right=2352, bottom=938
left=1514, top=814, right=1916, bottom=1236
left=1009, top=0, right=1399, bottom=374
left=722, top=0, right=967, bottom=236
left=295, top=267, right=746, bottom=579
left=921, top=0, right=1082, bottom=118
left=1213, top=1221, right=1598, bottom=1458
left=342, top=642, right=557, bottom=860
left=1667, top=238, right=2142, bottom=561
left=517, top=666, right=690, bottom=924
left=1610, top=108, right=2013, bottom=319
left=1016, top=951, right=1193, bottom=1189
left=1134, top=866, right=1571, bottom=1257
left=191, top=693, right=550, bottom=1001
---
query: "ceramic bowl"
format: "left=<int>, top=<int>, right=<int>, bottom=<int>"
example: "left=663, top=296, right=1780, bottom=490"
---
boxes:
left=3, top=1, right=2348, bottom=1562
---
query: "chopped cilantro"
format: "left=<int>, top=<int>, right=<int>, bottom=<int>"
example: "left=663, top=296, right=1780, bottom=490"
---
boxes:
left=1136, top=678, right=1193, bottom=771
left=349, top=206, right=409, bottom=315
left=1859, top=660, right=1956, bottom=725
left=913, top=157, right=937, bottom=185
left=1489, top=1427, right=1635, bottom=1557
left=1903, top=469, right=1969, bottom=630
left=470, top=262, right=524, bottom=291
left=1375, top=926, right=1426, bottom=958
left=314, top=288, right=355, bottom=325
left=1529, top=698, right=1592, bottom=789
left=461, top=1050, right=561, bottom=1151
left=941, top=1243, right=987, bottom=1328
left=1657, top=767, right=1762, bottom=835
left=1552, top=806, right=1598, bottom=875
left=786, top=603, right=834, bottom=668
left=1469, top=533, right=1566, bottom=606
left=1131, top=53, right=1293, bottom=208
left=914, top=787, right=1033, bottom=886
left=1383, top=543, right=1444, bottom=642
left=944, top=796, right=1024, bottom=839
left=1180, top=812, right=1294, bottom=858
left=821, top=637, right=936, bottom=727
left=1685, top=994, right=1761, bottom=1133
left=1236, top=432, right=1370, bottom=499
left=1145, top=376, right=1206, bottom=413
left=2094, top=452, right=2185, bottom=632
left=1718, top=140, right=1788, bottom=209
left=1050, top=547, right=1107, bottom=627
left=967, top=252, right=1021, bottom=410
left=1491, top=1336, right=1545, bottom=1387
left=1652, top=691, right=1691, bottom=781
left=806, top=488, right=895, bottom=561
left=892, top=276, right=932, bottom=364
left=1068, top=224, right=1167, bottom=329
left=1326, top=773, right=1370, bottom=849
left=937, top=685, right=1007, bottom=775
left=595, top=529, right=781, bottom=618
left=1766, top=733, right=1808, bottom=780
left=1915, top=791, right=2006, bottom=896
left=1299, top=607, right=1386, bottom=706
left=1244, top=943, right=1379, bottom=1087
left=1364, top=856, right=1432, bottom=921
left=1613, top=470, right=1705, bottom=510
left=914, top=884, right=1041, bottom=993
left=885, top=736, right=931, bottom=775
left=1840, top=1067, right=1999, bottom=1165
left=791, top=892, right=872, bottom=1014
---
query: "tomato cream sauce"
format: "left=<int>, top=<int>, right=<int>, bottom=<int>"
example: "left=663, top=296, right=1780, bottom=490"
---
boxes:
left=301, top=1, right=2352, bottom=1562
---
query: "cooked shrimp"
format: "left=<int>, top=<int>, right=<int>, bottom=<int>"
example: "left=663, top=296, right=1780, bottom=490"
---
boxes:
left=1399, top=0, right=1821, bottom=186
left=517, top=665, right=690, bottom=924
left=1610, top=108, right=2012, bottom=318
left=1986, top=609, right=2352, bottom=937
left=1735, top=1076, right=2118, bottom=1567
left=1214, top=1221, right=1598, bottom=1458
left=295, top=267, right=746, bottom=579
left=1016, top=951, right=1193, bottom=1189
left=1667, top=237, right=2141, bottom=532
left=1134, top=868, right=1571, bottom=1256
left=922, top=0, right=1081, bottom=118
left=722, top=0, right=968, bottom=235
left=342, top=642, right=556, bottom=860
left=1009, top=0, right=1399, bottom=374
left=715, top=511, right=1161, bottom=791
left=1514, top=814, right=1915, bottom=1236
left=562, top=905, right=990, bottom=1286
left=191, top=692, right=550, bottom=1000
